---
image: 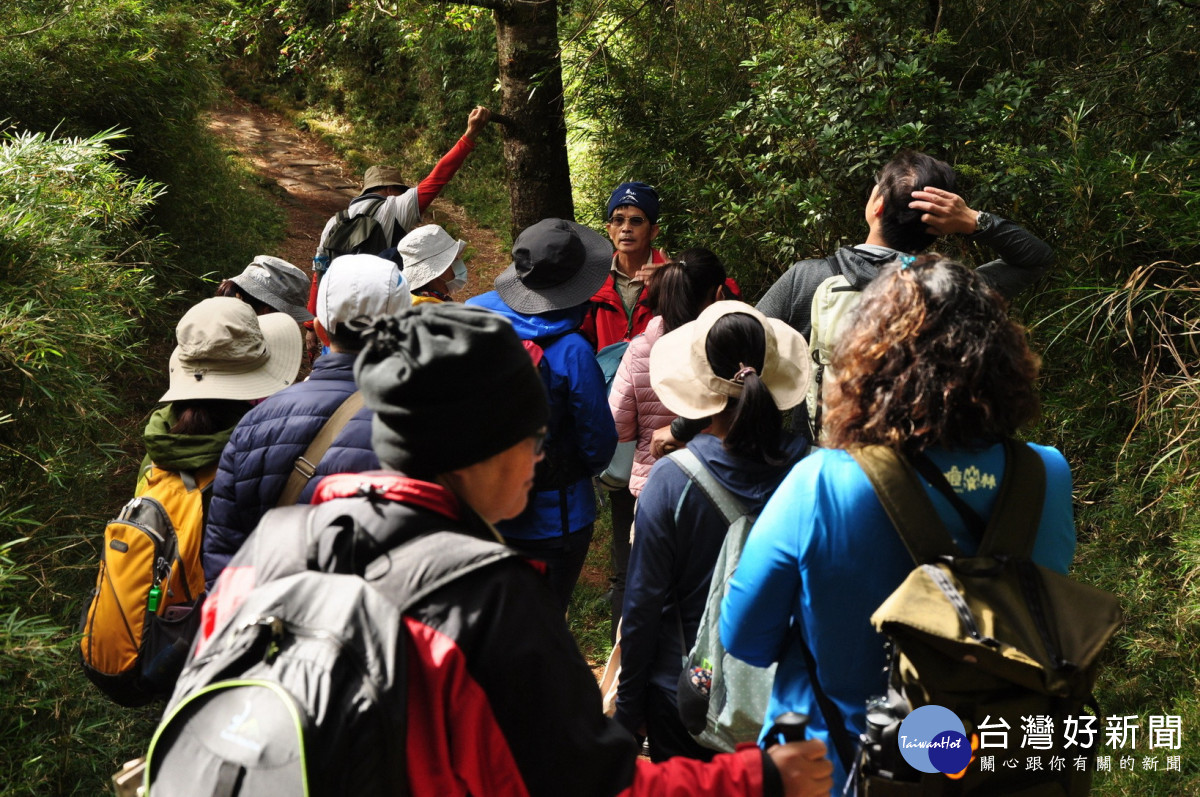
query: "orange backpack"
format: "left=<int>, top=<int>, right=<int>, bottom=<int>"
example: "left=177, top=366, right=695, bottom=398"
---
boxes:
left=80, top=464, right=213, bottom=706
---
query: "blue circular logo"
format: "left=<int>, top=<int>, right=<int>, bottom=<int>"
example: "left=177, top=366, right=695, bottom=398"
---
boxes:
left=897, top=705, right=971, bottom=774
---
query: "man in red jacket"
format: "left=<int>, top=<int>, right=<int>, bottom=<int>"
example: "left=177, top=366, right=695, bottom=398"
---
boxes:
left=580, top=181, right=670, bottom=351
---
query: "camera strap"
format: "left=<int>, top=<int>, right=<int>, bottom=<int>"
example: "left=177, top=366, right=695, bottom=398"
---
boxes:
left=795, top=626, right=857, bottom=775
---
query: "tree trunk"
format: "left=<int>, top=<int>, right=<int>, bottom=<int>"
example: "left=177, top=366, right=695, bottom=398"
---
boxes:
left=492, top=1, right=574, bottom=237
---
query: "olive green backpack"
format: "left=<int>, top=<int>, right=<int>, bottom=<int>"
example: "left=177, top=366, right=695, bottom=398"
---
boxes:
left=840, top=440, right=1123, bottom=796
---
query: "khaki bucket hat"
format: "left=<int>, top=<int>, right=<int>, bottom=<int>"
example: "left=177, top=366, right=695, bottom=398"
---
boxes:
left=362, top=165, right=408, bottom=193
left=159, top=297, right=304, bottom=403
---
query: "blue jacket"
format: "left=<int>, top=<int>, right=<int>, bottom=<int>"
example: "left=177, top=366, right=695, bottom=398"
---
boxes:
left=719, top=443, right=1076, bottom=790
left=614, top=432, right=809, bottom=736
left=203, top=351, right=377, bottom=586
left=466, top=291, right=617, bottom=540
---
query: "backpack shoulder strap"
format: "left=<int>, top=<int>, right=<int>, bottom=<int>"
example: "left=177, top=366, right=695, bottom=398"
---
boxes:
left=977, top=438, right=1046, bottom=558
left=277, top=391, right=365, bottom=508
left=849, top=445, right=960, bottom=565
left=247, top=504, right=321, bottom=583
left=667, top=448, right=746, bottom=527
left=348, top=193, right=386, bottom=215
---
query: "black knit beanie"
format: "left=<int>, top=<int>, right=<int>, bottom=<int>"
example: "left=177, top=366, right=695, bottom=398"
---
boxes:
left=353, top=304, right=549, bottom=477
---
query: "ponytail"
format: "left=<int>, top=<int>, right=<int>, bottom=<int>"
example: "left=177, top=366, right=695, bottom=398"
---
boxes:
left=704, top=313, right=783, bottom=463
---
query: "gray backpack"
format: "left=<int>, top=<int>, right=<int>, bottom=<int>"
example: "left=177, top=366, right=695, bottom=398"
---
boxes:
left=806, top=272, right=863, bottom=440
left=670, top=449, right=776, bottom=752
left=144, top=501, right=516, bottom=796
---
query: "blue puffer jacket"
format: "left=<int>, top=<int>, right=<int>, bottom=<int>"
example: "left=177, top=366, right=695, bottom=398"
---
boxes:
left=466, top=291, right=617, bottom=540
left=203, top=351, right=377, bottom=586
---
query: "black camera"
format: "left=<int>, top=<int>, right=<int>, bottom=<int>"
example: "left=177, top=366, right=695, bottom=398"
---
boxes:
left=858, top=691, right=920, bottom=783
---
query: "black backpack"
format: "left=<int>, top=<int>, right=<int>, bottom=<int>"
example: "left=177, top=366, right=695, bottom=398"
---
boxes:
left=144, top=498, right=516, bottom=796
left=317, top=194, right=404, bottom=260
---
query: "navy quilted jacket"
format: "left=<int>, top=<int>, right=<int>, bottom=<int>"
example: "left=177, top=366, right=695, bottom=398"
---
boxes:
left=202, top=351, right=377, bottom=586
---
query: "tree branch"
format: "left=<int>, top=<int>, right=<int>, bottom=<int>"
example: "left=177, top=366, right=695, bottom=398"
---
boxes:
left=0, top=13, right=69, bottom=39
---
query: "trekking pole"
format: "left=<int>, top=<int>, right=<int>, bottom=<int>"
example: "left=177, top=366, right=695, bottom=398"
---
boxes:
left=763, top=712, right=809, bottom=746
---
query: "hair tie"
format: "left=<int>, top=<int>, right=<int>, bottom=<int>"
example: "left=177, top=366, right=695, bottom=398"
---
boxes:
left=899, top=254, right=917, bottom=270
left=676, top=258, right=688, bottom=269
left=732, top=364, right=758, bottom=384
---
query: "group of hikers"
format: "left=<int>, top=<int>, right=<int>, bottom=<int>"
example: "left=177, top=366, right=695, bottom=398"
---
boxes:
left=84, top=105, right=1089, bottom=797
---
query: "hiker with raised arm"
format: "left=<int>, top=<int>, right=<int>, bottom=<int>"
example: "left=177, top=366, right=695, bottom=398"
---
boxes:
left=308, top=106, right=490, bottom=311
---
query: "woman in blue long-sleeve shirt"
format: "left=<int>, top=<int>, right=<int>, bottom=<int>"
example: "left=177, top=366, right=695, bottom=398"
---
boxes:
left=720, top=255, right=1076, bottom=792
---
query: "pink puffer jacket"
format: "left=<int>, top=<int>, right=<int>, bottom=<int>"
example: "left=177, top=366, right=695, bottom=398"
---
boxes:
left=608, top=316, right=675, bottom=496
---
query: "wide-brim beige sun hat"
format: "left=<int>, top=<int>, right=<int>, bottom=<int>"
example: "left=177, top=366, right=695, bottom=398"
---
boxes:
left=397, top=225, right=467, bottom=291
left=159, top=297, right=304, bottom=403
left=649, top=300, right=811, bottom=418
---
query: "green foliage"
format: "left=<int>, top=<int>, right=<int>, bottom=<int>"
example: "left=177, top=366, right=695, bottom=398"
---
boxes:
left=0, top=127, right=171, bottom=793
left=0, top=0, right=284, bottom=288
left=0, top=129, right=162, bottom=487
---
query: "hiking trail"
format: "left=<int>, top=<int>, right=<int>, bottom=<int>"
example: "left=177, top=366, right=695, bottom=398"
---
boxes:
left=206, top=94, right=508, bottom=298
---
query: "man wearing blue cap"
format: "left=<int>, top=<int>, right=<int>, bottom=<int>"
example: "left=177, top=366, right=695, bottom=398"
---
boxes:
left=580, top=182, right=670, bottom=352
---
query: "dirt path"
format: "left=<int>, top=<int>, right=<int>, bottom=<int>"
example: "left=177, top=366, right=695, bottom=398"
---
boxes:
left=206, top=94, right=508, bottom=298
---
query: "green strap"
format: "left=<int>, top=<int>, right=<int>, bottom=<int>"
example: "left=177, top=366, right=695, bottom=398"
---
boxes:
left=849, top=439, right=1045, bottom=565
left=667, top=448, right=746, bottom=526
left=850, top=445, right=958, bottom=564
left=977, top=438, right=1045, bottom=558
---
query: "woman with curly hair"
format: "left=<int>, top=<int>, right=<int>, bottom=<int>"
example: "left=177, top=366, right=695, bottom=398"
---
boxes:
left=718, top=254, right=1076, bottom=790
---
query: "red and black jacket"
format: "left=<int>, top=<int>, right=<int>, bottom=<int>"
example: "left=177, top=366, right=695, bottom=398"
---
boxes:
left=200, top=472, right=778, bottom=797
left=580, top=252, right=743, bottom=352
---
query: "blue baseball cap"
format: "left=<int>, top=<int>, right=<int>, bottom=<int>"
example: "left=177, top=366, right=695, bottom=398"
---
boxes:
left=606, top=182, right=660, bottom=224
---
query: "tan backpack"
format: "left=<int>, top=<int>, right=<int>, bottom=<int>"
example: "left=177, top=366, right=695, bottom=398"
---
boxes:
left=844, top=441, right=1123, bottom=796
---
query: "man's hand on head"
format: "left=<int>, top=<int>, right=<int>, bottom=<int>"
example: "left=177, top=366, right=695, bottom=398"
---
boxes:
left=909, top=186, right=980, bottom=237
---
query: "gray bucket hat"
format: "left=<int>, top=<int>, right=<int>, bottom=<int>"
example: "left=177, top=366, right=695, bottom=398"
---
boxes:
left=230, top=256, right=314, bottom=322
left=494, top=218, right=613, bottom=314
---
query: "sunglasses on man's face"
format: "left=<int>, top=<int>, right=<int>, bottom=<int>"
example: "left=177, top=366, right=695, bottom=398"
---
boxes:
left=531, top=428, right=548, bottom=457
left=607, top=214, right=649, bottom=228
